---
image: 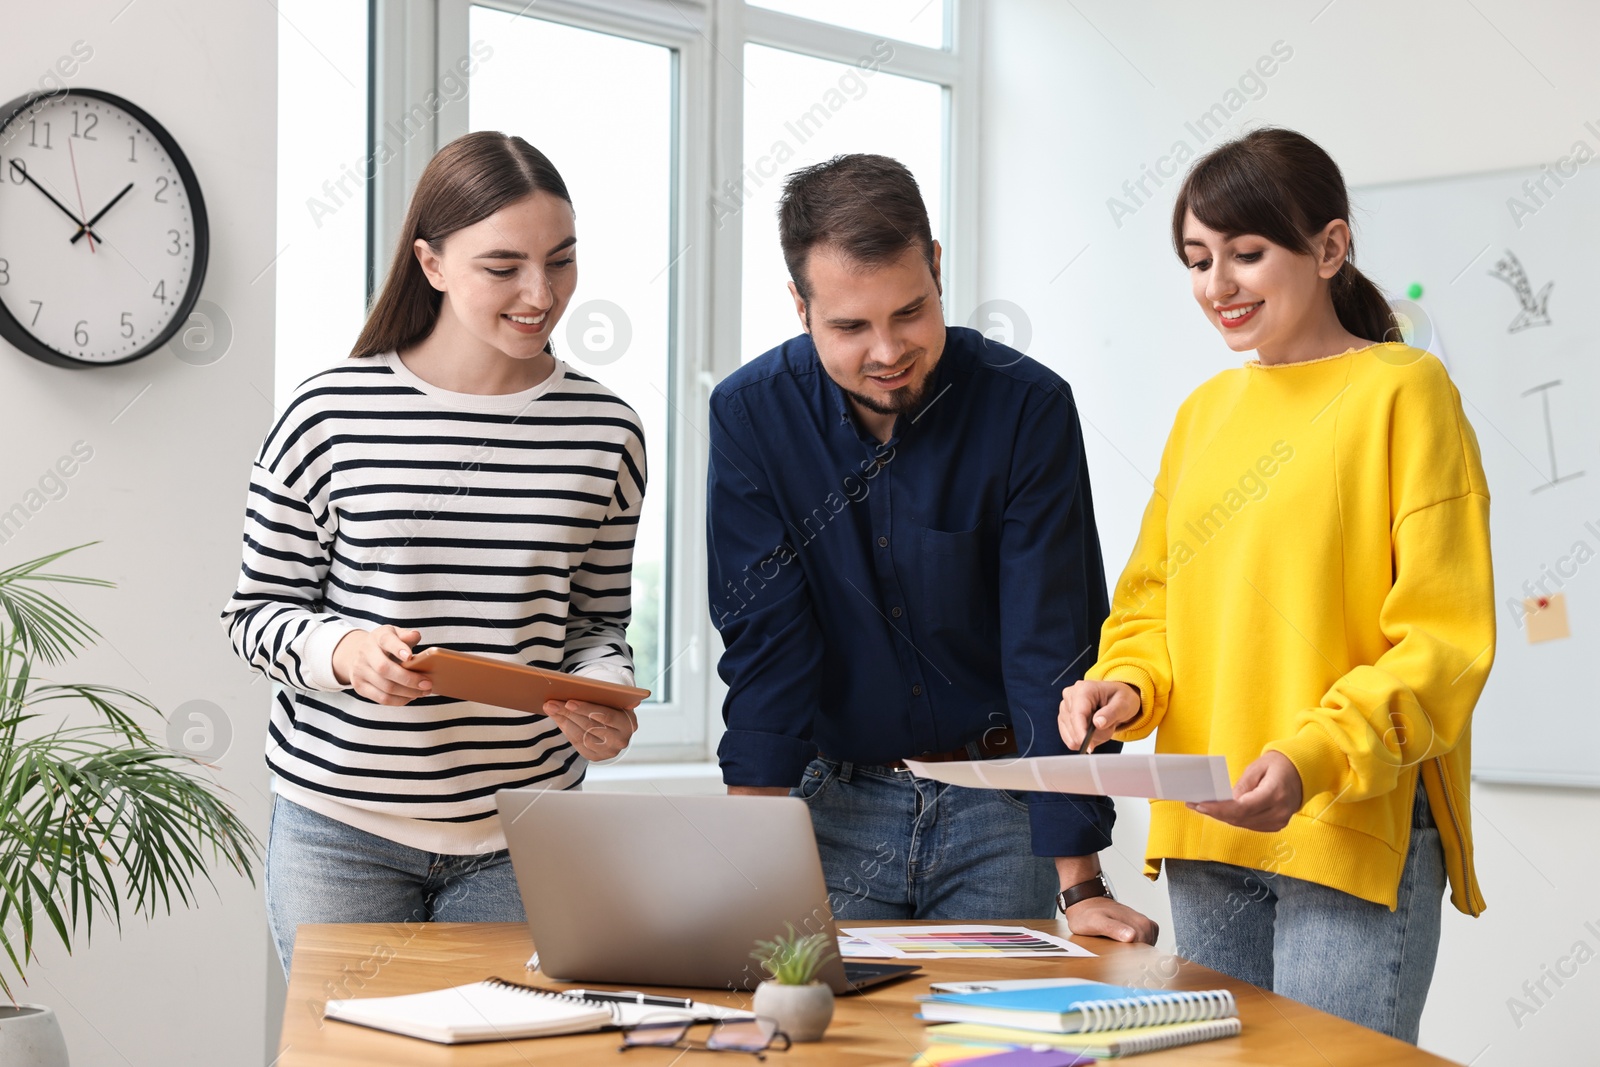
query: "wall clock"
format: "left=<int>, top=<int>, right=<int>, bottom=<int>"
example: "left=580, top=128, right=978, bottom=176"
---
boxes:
left=0, top=88, right=209, bottom=369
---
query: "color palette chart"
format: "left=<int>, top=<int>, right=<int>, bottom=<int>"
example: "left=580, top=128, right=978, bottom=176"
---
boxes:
left=840, top=925, right=1095, bottom=959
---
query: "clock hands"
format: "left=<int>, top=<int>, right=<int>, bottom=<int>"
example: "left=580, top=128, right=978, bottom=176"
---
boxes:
left=67, top=137, right=96, bottom=253
left=6, top=159, right=104, bottom=246
left=70, top=182, right=134, bottom=245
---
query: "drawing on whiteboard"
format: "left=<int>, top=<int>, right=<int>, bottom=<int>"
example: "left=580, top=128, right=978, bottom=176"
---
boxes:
left=1488, top=250, right=1553, bottom=332
left=1522, top=380, right=1585, bottom=494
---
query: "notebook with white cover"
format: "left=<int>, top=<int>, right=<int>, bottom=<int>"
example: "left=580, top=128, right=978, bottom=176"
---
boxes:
left=323, top=976, right=747, bottom=1045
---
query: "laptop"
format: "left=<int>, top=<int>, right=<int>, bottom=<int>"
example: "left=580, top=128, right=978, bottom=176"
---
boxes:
left=495, top=789, right=921, bottom=995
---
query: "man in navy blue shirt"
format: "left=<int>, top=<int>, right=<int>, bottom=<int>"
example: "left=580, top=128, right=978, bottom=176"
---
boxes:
left=707, top=154, right=1156, bottom=942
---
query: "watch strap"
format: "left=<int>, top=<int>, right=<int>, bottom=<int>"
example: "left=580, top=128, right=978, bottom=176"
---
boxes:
left=1056, top=873, right=1112, bottom=912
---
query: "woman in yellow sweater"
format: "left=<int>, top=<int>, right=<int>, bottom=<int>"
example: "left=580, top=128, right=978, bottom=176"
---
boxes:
left=1059, top=127, right=1493, bottom=1043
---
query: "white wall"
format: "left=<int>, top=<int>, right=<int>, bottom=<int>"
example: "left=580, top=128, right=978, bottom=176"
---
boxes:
left=0, top=1, right=278, bottom=1063
left=6, top=2, right=1597, bottom=1063
left=977, top=1, right=1600, bottom=1063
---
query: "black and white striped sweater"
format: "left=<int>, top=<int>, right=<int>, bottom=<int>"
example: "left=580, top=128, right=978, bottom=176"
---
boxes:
left=220, top=352, right=645, bottom=854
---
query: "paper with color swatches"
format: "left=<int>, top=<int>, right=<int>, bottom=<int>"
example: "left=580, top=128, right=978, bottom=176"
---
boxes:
left=903, top=753, right=1232, bottom=802
left=840, top=925, right=1095, bottom=960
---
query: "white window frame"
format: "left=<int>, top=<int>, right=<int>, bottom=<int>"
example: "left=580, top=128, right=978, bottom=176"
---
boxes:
left=368, top=0, right=982, bottom=763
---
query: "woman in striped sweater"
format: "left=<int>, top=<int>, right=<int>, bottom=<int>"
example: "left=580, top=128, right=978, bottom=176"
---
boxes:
left=221, top=132, right=647, bottom=976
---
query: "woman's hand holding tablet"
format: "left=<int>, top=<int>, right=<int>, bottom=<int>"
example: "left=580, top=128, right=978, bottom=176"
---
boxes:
left=541, top=699, right=639, bottom=760
left=331, top=625, right=433, bottom=705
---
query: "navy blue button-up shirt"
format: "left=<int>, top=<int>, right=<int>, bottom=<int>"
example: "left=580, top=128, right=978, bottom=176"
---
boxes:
left=706, top=326, right=1118, bottom=858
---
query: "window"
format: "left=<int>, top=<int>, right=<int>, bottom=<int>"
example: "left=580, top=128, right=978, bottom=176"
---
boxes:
left=274, top=0, right=369, bottom=402
left=748, top=0, right=948, bottom=49
left=739, top=43, right=945, bottom=362
left=364, top=0, right=975, bottom=762
left=467, top=8, right=676, bottom=703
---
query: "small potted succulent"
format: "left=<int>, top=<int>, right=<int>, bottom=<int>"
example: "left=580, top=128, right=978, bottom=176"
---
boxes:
left=749, top=922, right=837, bottom=1042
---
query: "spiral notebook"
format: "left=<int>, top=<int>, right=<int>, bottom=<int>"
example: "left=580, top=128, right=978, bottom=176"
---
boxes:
left=917, top=981, right=1237, bottom=1034
left=324, top=976, right=744, bottom=1045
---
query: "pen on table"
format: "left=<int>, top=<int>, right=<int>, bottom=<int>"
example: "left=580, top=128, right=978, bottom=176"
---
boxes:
left=567, top=989, right=695, bottom=1008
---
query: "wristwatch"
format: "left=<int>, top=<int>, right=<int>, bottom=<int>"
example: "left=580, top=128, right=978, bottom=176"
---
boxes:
left=1056, top=872, right=1114, bottom=913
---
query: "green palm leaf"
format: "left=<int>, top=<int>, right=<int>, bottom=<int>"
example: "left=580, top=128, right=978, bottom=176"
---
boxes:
left=0, top=546, right=260, bottom=1002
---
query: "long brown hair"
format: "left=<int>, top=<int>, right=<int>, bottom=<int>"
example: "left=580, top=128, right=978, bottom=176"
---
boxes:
left=1170, top=127, right=1396, bottom=344
left=351, top=131, right=573, bottom=359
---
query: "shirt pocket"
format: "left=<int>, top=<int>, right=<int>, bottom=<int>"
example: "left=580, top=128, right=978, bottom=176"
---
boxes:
left=913, top=524, right=1000, bottom=649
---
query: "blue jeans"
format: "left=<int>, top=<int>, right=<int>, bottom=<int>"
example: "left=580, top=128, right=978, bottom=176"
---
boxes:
left=263, top=795, right=525, bottom=978
left=1164, top=779, right=1445, bottom=1043
left=792, top=755, right=1057, bottom=921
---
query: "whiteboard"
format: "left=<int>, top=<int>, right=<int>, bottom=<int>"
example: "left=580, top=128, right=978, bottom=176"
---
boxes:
left=1353, top=165, right=1600, bottom=788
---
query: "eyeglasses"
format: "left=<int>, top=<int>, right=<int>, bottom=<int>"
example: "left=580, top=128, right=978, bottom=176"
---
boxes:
left=619, top=1016, right=791, bottom=1059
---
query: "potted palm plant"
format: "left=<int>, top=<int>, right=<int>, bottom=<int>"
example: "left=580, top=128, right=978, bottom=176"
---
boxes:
left=0, top=546, right=259, bottom=1066
left=749, top=922, right=838, bottom=1042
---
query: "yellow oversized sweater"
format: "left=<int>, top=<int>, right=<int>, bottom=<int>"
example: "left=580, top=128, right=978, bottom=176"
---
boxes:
left=1088, top=343, right=1492, bottom=914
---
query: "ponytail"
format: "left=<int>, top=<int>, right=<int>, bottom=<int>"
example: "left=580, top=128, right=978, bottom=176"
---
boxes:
left=1333, top=261, right=1399, bottom=345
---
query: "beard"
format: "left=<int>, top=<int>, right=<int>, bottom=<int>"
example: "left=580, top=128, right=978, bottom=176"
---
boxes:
left=843, top=357, right=938, bottom=417
left=845, top=379, right=930, bottom=416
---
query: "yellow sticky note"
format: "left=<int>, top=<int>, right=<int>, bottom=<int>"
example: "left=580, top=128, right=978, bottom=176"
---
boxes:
left=1525, top=593, right=1571, bottom=644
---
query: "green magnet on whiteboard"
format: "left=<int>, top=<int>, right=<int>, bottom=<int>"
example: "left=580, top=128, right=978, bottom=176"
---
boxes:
left=1407, top=282, right=1424, bottom=300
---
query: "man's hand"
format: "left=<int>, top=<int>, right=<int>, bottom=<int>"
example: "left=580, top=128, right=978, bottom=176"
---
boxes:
left=1055, top=856, right=1159, bottom=944
left=543, top=699, right=638, bottom=762
left=331, top=626, right=431, bottom=705
left=1188, top=750, right=1303, bottom=832
left=1058, top=679, right=1141, bottom=752
left=1062, top=895, right=1160, bottom=945
left=727, top=785, right=790, bottom=797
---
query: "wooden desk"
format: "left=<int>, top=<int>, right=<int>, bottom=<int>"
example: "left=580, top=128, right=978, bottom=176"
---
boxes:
left=277, top=921, right=1460, bottom=1066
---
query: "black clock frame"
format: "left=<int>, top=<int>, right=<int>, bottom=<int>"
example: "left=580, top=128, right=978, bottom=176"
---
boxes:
left=0, top=87, right=210, bottom=370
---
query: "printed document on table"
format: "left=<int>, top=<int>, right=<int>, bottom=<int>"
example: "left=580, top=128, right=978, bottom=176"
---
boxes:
left=903, top=753, right=1232, bottom=802
left=839, top=925, right=1096, bottom=960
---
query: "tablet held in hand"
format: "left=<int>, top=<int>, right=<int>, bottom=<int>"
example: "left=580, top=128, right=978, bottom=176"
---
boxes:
left=408, top=648, right=650, bottom=714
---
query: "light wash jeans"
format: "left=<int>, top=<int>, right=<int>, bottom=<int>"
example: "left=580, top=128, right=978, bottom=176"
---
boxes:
left=792, top=754, right=1058, bottom=921
left=1165, top=778, right=1445, bottom=1043
left=264, top=795, right=525, bottom=978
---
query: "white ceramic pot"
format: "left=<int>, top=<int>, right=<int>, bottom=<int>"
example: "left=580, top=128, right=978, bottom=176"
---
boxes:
left=0, top=1004, right=71, bottom=1066
left=751, top=980, right=834, bottom=1042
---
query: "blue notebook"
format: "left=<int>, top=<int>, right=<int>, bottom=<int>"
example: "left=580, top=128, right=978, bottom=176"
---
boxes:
left=917, top=981, right=1237, bottom=1034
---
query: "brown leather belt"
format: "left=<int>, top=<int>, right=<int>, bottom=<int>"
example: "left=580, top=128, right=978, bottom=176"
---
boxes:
left=882, top=725, right=1016, bottom=770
